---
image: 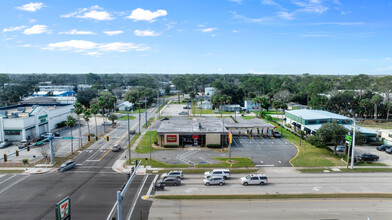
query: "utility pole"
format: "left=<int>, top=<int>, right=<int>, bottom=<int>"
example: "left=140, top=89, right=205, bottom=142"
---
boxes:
left=149, top=127, right=152, bottom=160
left=49, top=133, right=54, bottom=164
left=127, top=112, right=131, bottom=162
left=144, top=97, right=148, bottom=127
left=138, top=101, right=141, bottom=134
left=299, top=116, right=302, bottom=146
left=157, top=90, right=160, bottom=118
left=351, top=119, right=356, bottom=169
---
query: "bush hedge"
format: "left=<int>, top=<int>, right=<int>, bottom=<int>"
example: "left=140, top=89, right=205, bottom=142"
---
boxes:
left=207, top=144, right=222, bottom=148
left=164, top=145, right=179, bottom=148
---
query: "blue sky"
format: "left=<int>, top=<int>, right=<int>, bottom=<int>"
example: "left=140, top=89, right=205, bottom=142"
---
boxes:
left=1, top=0, right=392, bottom=74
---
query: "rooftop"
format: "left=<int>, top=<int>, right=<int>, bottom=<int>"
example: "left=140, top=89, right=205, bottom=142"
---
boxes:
left=0, top=104, right=72, bottom=119
left=286, top=109, right=351, bottom=120
left=157, top=118, right=228, bottom=135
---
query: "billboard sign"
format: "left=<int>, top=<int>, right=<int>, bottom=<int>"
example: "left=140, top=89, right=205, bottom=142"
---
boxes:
left=166, top=135, right=177, bottom=142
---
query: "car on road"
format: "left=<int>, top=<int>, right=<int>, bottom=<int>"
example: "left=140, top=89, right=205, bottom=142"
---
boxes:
left=204, top=169, right=231, bottom=180
left=178, top=111, right=188, bottom=115
left=53, top=131, right=61, bottom=137
left=336, top=145, right=346, bottom=152
left=0, top=141, right=12, bottom=149
left=377, top=145, right=392, bottom=151
left=152, top=103, right=156, bottom=107
left=273, top=131, right=281, bottom=138
left=386, top=148, right=392, bottom=154
left=58, top=160, right=76, bottom=172
left=159, top=177, right=181, bottom=186
left=160, top=117, right=170, bottom=121
left=357, top=153, right=379, bottom=161
left=162, top=170, right=184, bottom=179
left=112, top=144, right=121, bottom=152
left=18, top=140, right=30, bottom=149
left=129, top=130, right=136, bottom=134
left=102, top=122, right=112, bottom=126
left=204, top=176, right=225, bottom=186
left=183, top=106, right=191, bottom=109
left=240, top=174, right=268, bottom=186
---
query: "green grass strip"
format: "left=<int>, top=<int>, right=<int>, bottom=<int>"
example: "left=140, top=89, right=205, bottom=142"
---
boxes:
left=153, top=193, right=392, bottom=200
left=127, top=158, right=189, bottom=168
left=146, top=168, right=258, bottom=174
left=118, top=115, right=136, bottom=120
left=195, top=157, right=254, bottom=168
left=0, top=170, right=24, bottom=174
left=135, top=131, right=158, bottom=153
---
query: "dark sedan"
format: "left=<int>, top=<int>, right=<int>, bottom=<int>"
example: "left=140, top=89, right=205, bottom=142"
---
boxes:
left=158, top=177, right=181, bottom=186
left=357, top=153, right=379, bottom=162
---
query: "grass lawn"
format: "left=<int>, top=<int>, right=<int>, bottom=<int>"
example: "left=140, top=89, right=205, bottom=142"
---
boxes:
left=118, top=115, right=136, bottom=120
left=155, top=101, right=169, bottom=113
left=127, top=158, right=189, bottom=168
left=356, top=162, right=387, bottom=166
left=0, top=170, right=24, bottom=174
left=158, top=116, right=172, bottom=120
left=195, top=157, right=254, bottom=168
left=142, top=117, right=155, bottom=128
left=299, top=168, right=392, bottom=173
left=271, top=122, right=343, bottom=167
left=135, top=131, right=158, bottom=153
left=146, top=168, right=258, bottom=174
left=358, top=121, right=392, bottom=129
left=242, top=116, right=256, bottom=119
left=128, top=133, right=140, bottom=149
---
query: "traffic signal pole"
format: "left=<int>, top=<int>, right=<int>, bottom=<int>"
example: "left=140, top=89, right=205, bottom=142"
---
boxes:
left=49, top=133, right=54, bottom=164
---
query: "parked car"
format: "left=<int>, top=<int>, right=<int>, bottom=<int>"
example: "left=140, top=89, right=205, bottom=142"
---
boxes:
left=357, top=153, right=379, bottom=162
left=204, top=169, right=231, bottom=180
left=160, top=117, right=170, bottom=121
left=162, top=170, right=184, bottom=179
left=58, top=160, right=76, bottom=172
left=204, top=176, right=225, bottom=186
left=102, top=122, right=112, bottom=126
left=178, top=111, right=188, bottom=115
left=0, top=141, right=12, bottom=149
left=377, top=145, right=392, bottom=151
left=53, top=131, right=61, bottom=137
left=336, top=146, right=346, bottom=152
left=386, top=148, right=392, bottom=154
left=183, top=106, right=191, bottom=109
left=129, top=130, right=136, bottom=134
left=240, top=174, right=268, bottom=186
left=112, top=144, right=121, bottom=152
left=151, top=103, right=156, bottom=107
left=273, top=131, right=281, bottom=138
left=158, top=177, right=181, bottom=186
left=18, top=140, right=30, bottom=149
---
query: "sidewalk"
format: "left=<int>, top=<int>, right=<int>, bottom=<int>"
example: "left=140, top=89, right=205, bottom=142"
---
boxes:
left=23, top=167, right=57, bottom=174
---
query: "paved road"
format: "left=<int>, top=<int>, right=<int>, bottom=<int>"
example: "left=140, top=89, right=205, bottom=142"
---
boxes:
left=149, top=198, right=392, bottom=220
left=154, top=172, right=392, bottom=195
left=0, top=104, right=162, bottom=220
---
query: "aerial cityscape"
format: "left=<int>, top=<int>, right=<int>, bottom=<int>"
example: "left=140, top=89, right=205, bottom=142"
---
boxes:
left=1, top=1, right=392, bottom=220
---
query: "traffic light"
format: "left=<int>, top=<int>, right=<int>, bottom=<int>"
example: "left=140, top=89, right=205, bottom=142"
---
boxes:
left=15, top=150, right=19, bottom=157
left=27, top=146, right=30, bottom=151
left=95, top=136, right=99, bottom=141
left=106, top=136, right=110, bottom=142
left=87, top=135, right=91, bottom=142
left=3, top=154, right=7, bottom=162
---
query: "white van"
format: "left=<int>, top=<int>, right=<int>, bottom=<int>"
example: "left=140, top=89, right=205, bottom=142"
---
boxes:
left=204, top=169, right=231, bottom=180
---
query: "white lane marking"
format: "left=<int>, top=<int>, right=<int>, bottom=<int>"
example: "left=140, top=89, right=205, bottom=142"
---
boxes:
left=85, top=160, right=100, bottom=162
left=0, top=174, right=16, bottom=185
left=146, top=175, right=159, bottom=197
left=256, top=165, right=274, bottom=167
left=79, top=141, right=112, bottom=165
left=278, top=161, right=282, bottom=164
left=260, top=161, right=264, bottom=164
left=313, top=187, right=321, bottom=192
left=0, top=175, right=29, bottom=195
left=126, top=174, right=149, bottom=220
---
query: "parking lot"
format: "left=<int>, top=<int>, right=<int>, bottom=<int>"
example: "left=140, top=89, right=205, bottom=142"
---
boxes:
left=161, top=104, right=190, bottom=116
left=355, top=145, right=392, bottom=166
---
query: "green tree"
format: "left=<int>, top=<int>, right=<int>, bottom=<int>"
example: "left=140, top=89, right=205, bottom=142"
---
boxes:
left=91, top=104, right=99, bottom=136
left=98, top=97, right=107, bottom=131
left=317, top=122, right=348, bottom=154
left=83, top=109, right=92, bottom=135
left=74, top=102, right=84, bottom=149
left=371, top=94, right=383, bottom=120
left=252, top=97, right=268, bottom=118
left=76, top=88, right=97, bottom=108
left=172, top=76, right=188, bottom=103
left=65, top=115, right=76, bottom=154
left=108, top=113, right=118, bottom=126
left=199, top=98, right=204, bottom=116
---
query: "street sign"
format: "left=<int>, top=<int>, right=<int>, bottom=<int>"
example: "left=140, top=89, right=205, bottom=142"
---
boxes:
left=345, top=135, right=352, bottom=142
left=56, top=196, right=70, bottom=220
left=228, top=132, right=232, bottom=144
left=62, top=137, right=74, bottom=140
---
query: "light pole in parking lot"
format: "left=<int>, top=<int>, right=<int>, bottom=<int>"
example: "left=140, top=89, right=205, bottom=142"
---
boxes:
left=127, top=112, right=131, bottom=162
left=144, top=97, right=148, bottom=127
left=350, top=119, right=357, bottom=169
left=299, top=115, right=302, bottom=147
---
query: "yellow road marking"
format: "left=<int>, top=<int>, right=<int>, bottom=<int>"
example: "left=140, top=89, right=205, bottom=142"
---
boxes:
left=99, top=122, right=139, bottom=161
left=182, top=198, right=392, bottom=204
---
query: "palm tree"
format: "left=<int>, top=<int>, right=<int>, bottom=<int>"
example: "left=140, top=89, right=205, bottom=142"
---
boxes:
left=199, top=98, right=204, bottom=116
left=98, top=97, right=107, bottom=132
left=91, top=104, right=99, bottom=136
left=220, top=95, right=228, bottom=118
left=74, top=102, right=83, bottom=149
left=83, top=109, right=92, bottom=136
left=226, top=96, right=232, bottom=113
left=65, top=115, right=76, bottom=154
left=371, top=94, right=383, bottom=120
left=253, top=97, right=267, bottom=118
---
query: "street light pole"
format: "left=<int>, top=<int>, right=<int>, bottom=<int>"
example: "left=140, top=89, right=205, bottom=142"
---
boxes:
left=299, top=116, right=302, bottom=146
left=138, top=101, right=141, bottom=135
left=350, top=119, right=356, bottom=169
left=127, top=112, right=131, bottom=162
left=144, top=97, right=148, bottom=127
left=149, top=127, right=152, bottom=160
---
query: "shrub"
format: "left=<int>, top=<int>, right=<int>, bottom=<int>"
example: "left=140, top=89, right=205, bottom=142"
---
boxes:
left=22, top=159, right=28, bottom=165
left=164, top=145, right=179, bottom=148
left=265, top=115, right=273, bottom=121
left=207, top=144, right=222, bottom=148
left=306, top=135, right=325, bottom=148
left=56, top=121, right=66, bottom=128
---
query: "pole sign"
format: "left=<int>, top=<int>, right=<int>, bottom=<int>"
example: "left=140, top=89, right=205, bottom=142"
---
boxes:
left=228, top=132, right=232, bottom=144
left=62, top=137, right=74, bottom=140
left=345, top=134, right=352, bottom=142
left=56, top=196, right=71, bottom=220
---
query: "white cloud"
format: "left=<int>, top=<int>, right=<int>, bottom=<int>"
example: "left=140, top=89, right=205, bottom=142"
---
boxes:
left=29, top=19, right=37, bottom=23
left=16, top=2, right=45, bottom=12
left=383, top=57, right=392, bottom=62
left=294, top=0, right=328, bottom=14
left=127, top=8, right=167, bottom=22
left=201, top=27, right=217, bottom=32
left=233, top=30, right=239, bottom=33
left=44, top=40, right=149, bottom=54
left=59, top=29, right=96, bottom=35
left=218, top=68, right=223, bottom=71
left=3, top=25, right=26, bottom=33
left=62, top=5, right=114, bottom=21
left=232, top=12, right=272, bottom=23
left=134, top=30, right=160, bottom=37
left=23, top=25, right=49, bottom=35
left=229, top=0, right=242, bottom=4
left=262, top=0, right=279, bottom=6
left=375, top=66, right=392, bottom=72
left=104, top=30, right=124, bottom=36
left=277, top=11, right=294, bottom=20
left=18, top=44, right=33, bottom=48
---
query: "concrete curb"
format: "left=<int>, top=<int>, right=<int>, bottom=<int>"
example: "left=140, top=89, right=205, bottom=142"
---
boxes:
left=22, top=167, right=57, bottom=174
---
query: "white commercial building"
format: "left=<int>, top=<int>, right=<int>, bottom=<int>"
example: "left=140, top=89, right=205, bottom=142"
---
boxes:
left=204, top=87, right=216, bottom=97
left=0, top=104, right=73, bottom=142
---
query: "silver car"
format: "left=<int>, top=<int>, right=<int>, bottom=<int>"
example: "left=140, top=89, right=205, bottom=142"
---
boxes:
left=203, top=176, right=225, bottom=186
